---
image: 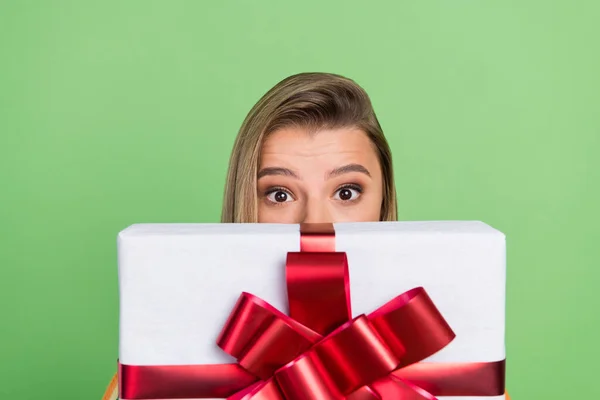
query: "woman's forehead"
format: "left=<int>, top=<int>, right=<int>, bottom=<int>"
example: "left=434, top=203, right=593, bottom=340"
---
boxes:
left=259, top=127, right=381, bottom=179
left=261, top=127, right=377, bottom=159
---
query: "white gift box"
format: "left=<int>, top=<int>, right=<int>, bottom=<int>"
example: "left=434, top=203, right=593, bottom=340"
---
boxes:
left=118, top=221, right=506, bottom=400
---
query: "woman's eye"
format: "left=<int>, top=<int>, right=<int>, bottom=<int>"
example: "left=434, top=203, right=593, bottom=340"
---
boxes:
left=334, top=187, right=361, bottom=201
left=266, top=190, right=293, bottom=203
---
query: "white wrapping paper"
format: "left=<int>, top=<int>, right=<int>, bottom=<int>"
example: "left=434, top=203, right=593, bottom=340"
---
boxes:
left=118, top=221, right=506, bottom=400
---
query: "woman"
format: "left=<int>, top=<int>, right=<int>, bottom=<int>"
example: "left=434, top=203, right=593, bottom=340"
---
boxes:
left=221, top=72, right=396, bottom=224
left=103, top=72, right=509, bottom=399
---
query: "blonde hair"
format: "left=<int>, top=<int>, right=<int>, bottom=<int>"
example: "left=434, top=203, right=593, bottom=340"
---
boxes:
left=221, top=72, right=398, bottom=223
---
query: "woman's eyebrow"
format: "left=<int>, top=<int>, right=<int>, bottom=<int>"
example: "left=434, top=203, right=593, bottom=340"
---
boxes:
left=257, top=167, right=299, bottom=179
left=257, top=164, right=371, bottom=180
left=327, top=163, right=371, bottom=179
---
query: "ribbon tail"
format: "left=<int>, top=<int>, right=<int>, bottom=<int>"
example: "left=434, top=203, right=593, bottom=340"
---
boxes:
left=119, top=362, right=257, bottom=399
left=392, top=360, right=506, bottom=397
left=227, top=380, right=284, bottom=400
left=371, top=375, right=438, bottom=400
left=346, top=386, right=382, bottom=400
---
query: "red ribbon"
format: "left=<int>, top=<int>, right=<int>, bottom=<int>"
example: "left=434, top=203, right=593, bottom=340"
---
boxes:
left=119, top=223, right=505, bottom=399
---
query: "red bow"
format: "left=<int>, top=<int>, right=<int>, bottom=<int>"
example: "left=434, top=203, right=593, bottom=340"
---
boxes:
left=217, top=251, right=453, bottom=400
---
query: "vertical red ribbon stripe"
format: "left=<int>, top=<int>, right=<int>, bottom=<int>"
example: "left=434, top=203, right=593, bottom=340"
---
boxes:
left=299, top=223, right=336, bottom=252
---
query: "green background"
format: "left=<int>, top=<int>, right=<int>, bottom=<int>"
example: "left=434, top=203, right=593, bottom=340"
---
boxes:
left=1, top=1, right=598, bottom=398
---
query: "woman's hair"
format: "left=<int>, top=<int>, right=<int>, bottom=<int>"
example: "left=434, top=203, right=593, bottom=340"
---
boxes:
left=221, top=72, right=397, bottom=223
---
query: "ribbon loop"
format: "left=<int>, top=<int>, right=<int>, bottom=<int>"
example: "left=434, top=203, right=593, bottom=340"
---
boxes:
left=275, top=352, right=341, bottom=400
left=286, top=252, right=352, bottom=335
left=312, top=315, right=400, bottom=395
left=217, top=293, right=320, bottom=379
left=368, top=288, right=455, bottom=367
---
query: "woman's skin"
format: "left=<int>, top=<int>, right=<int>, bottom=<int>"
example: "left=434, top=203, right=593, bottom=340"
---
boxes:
left=257, top=127, right=384, bottom=224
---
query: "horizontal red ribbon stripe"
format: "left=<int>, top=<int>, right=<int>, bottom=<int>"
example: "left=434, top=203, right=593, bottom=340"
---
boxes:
left=119, top=360, right=506, bottom=399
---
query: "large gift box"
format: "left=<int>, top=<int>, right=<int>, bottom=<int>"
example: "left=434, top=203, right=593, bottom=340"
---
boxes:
left=117, top=221, right=506, bottom=400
